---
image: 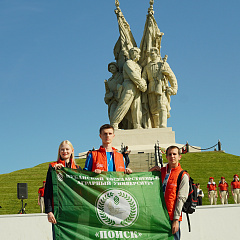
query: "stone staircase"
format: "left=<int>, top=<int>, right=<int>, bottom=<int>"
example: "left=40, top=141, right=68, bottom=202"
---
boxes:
left=127, top=152, right=156, bottom=172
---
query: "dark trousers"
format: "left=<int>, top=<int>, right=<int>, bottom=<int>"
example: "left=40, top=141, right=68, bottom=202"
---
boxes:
left=197, top=196, right=202, bottom=206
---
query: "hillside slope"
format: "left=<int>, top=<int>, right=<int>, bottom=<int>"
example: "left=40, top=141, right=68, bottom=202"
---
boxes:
left=179, top=151, right=240, bottom=205
left=0, top=158, right=86, bottom=215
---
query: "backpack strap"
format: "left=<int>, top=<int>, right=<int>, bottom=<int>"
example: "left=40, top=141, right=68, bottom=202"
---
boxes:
left=186, top=213, right=191, bottom=232
left=176, top=170, right=192, bottom=232
left=176, top=170, right=186, bottom=193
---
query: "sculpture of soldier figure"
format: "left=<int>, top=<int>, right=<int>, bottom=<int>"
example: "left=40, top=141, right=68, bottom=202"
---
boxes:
left=142, top=47, right=178, bottom=128
left=104, top=62, right=123, bottom=124
left=111, top=47, right=147, bottom=129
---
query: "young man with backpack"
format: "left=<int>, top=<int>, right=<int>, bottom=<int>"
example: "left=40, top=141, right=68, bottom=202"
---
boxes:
left=149, top=146, right=189, bottom=240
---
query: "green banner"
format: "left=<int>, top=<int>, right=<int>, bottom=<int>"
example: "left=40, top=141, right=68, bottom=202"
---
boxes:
left=52, top=168, right=173, bottom=240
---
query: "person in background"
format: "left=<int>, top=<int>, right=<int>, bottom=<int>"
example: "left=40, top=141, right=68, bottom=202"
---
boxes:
left=207, top=177, right=218, bottom=205
left=231, top=174, right=240, bottom=204
left=181, top=145, right=187, bottom=154
left=123, top=146, right=131, bottom=168
left=38, top=181, right=46, bottom=213
left=218, top=177, right=228, bottom=205
left=84, top=124, right=132, bottom=174
left=44, top=140, right=81, bottom=240
left=196, top=183, right=204, bottom=206
left=86, top=150, right=92, bottom=158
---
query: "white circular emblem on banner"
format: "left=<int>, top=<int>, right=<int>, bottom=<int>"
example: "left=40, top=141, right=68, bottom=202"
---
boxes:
left=96, top=189, right=139, bottom=227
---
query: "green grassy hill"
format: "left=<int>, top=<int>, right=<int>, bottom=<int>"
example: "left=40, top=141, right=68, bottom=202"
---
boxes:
left=176, top=151, right=240, bottom=205
left=0, top=151, right=239, bottom=215
left=0, top=158, right=86, bottom=215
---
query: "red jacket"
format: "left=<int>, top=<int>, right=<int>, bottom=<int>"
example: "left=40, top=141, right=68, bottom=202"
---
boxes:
left=231, top=181, right=240, bottom=189
left=91, top=146, right=125, bottom=172
left=50, top=158, right=78, bottom=169
left=207, top=183, right=217, bottom=191
left=218, top=182, right=228, bottom=191
left=161, top=163, right=184, bottom=221
left=38, top=187, right=45, bottom=197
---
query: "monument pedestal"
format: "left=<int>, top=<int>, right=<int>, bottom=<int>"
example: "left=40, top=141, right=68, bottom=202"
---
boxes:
left=112, top=127, right=178, bottom=153
left=78, top=127, right=200, bottom=158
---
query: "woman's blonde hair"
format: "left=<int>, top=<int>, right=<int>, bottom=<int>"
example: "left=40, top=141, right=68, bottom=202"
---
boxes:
left=57, top=140, right=75, bottom=164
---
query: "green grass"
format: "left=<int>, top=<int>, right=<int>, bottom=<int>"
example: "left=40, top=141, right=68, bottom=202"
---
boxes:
left=0, top=158, right=86, bottom=215
left=172, top=151, right=240, bottom=205
left=0, top=151, right=239, bottom=215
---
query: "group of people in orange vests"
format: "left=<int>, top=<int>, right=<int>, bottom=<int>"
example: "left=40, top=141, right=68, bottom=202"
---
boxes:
left=37, top=124, right=187, bottom=240
left=207, top=175, right=240, bottom=205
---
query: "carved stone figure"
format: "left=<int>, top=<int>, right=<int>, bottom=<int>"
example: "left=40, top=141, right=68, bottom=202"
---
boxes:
left=104, top=62, right=124, bottom=124
left=111, top=47, right=147, bottom=129
left=142, top=47, right=178, bottom=128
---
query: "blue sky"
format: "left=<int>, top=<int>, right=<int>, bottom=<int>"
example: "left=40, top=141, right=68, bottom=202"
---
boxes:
left=1, top=0, right=240, bottom=174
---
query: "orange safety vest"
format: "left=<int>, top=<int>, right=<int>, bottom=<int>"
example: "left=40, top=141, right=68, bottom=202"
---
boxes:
left=50, top=159, right=78, bottom=169
left=91, top=146, right=125, bottom=172
left=161, top=163, right=184, bottom=221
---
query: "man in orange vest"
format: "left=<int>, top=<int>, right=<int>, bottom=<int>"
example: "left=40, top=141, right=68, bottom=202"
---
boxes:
left=218, top=177, right=228, bottom=205
left=149, top=146, right=189, bottom=240
left=84, top=124, right=132, bottom=174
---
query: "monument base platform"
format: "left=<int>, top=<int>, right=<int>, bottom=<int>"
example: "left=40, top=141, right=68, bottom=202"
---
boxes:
left=112, top=127, right=175, bottom=153
left=112, top=127, right=200, bottom=153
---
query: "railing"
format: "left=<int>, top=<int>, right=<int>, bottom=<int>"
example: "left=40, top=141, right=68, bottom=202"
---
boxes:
left=154, top=141, right=163, bottom=167
left=185, top=139, right=222, bottom=153
left=147, top=152, right=155, bottom=170
left=153, top=139, right=222, bottom=156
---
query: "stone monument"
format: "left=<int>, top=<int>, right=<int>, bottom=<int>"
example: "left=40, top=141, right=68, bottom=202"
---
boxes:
left=104, top=0, right=180, bottom=152
left=104, top=0, right=178, bottom=131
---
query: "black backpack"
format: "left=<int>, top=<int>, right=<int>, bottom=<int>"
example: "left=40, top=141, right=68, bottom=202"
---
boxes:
left=177, top=170, right=197, bottom=232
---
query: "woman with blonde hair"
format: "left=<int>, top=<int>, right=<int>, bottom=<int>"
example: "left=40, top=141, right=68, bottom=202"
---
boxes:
left=44, top=140, right=80, bottom=239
